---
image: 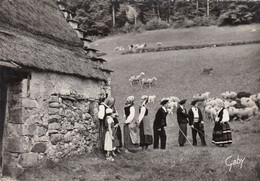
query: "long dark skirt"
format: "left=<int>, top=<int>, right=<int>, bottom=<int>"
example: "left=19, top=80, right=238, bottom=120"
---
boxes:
left=139, top=121, right=153, bottom=147
left=114, top=118, right=123, bottom=147
left=99, top=119, right=106, bottom=151
left=178, top=123, right=187, bottom=146
left=212, top=122, right=232, bottom=145
left=124, top=125, right=138, bottom=149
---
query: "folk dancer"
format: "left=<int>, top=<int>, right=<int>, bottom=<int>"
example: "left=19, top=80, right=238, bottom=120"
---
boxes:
left=176, top=99, right=189, bottom=147
left=188, top=100, right=207, bottom=146
left=123, top=96, right=139, bottom=152
left=212, top=101, right=232, bottom=147
left=153, top=98, right=168, bottom=150
left=138, top=95, right=153, bottom=150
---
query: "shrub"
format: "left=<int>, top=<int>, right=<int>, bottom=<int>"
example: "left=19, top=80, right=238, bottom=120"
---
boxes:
left=145, top=18, right=169, bottom=30
left=218, top=4, right=254, bottom=26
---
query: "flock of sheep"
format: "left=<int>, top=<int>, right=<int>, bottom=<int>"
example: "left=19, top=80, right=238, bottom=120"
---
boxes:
left=163, top=91, right=260, bottom=122
left=136, top=91, right=259, bottom=122
left=129, top=72, right=157, bottom=89
left=114, top=42, right=163, bottom=52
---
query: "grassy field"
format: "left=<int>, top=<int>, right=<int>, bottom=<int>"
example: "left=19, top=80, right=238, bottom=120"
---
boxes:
left=18, top=25, right=260, bottom=181
left=93, top=24, right=260, bottom=55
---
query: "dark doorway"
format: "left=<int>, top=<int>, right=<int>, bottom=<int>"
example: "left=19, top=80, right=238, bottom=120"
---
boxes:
left=0, top=75, right=7, bottom=175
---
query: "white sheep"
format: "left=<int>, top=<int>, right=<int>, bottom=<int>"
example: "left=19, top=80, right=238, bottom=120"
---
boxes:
left=193, top=92, right=210, bottom=101
left=236, top=106, right=258, bottom=121
left=129, top=72, right=145, bottom=86
left=157, top=42, right=163, bottom=47
left=148, top=95, right=156, bottom=103
left=204, top=105, right=217, bottom=122
left=250, top=93, right=260, bottom=104
left=167, top=101, right=178, bottom=114
left=140, top=77, right=157, bottom=88
left=223, top=100, right=237, bottom=108
left=240, top=97, right=257, bottom=108
left=114, top=46, right=124, bottom=51
left=221, top=91, right=237, bottom=99
left=168, top=96, right=180, bottom=103
left=204, top=98, right=223, bottom=107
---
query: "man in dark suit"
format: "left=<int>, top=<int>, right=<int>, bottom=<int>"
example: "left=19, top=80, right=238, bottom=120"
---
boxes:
left=188, top=100, right=207, bottom=146
left=153, top=99, right=168, bottom=149
left=176, top=99, right=189, bottom=147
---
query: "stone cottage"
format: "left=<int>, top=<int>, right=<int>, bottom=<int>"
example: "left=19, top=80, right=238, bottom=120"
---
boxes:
left=0, top=0, right=111, bottom=178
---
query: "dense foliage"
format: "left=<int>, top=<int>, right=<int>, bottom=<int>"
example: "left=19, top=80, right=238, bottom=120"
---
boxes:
left=65, top=0, right=260, bottom=37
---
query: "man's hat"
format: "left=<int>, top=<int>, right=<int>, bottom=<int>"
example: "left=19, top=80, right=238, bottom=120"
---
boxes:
left=179, top=99, right=187, bottom=105
left=191, top=100, right=198, bottom=106
left=160, top=98, right=169, bottom=105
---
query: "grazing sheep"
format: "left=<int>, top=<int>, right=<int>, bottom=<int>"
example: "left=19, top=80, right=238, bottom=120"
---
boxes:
left=236, top=106, right=258, bottom=121
left=114, top=46, right=125, bottom=51
left=193, top=92, right=210, bottom=101
left=204, top=98, right=223, bottom=106
left=168, top=96, right=180, bottom=103
left=140, top=77, right=157, bottom=88
left=250, top=93, right=260, bottom=104
left=226, top=106, right=239, bottom=121
left=167, top=101, right=178, bottom=114
left=201, top=68, right=213, bottom=75
left=240, top=97, right=257, bottom=108
left=204, top=105, right=217, bottom=122
left=129, top=43, right=146, bottom=52
left=237, top=91, right=252, bottom=99
left=148, top=95, right=156, bottom=103
left=157, top=42, right=163, bottom=47
left=129, top=72, right=145, bottom=86
left=223, top=100, right=237, bottom=108
left=221, top=91, right=237, bottom=99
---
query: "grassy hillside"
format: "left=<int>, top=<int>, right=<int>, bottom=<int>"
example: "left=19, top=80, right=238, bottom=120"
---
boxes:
left=18, top=25, right=260, bottom=181
left=93, top=24, right=260, bottom=55
left=104, top=44, right=260, bottom=118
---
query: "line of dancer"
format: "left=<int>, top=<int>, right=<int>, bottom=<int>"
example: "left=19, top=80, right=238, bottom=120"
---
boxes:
left=98, top=95, right=232, bottom=161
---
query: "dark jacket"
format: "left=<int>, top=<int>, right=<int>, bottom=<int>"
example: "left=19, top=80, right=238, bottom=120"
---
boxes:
left=177, top=106, right=189, bottom=124
left=154, top=107, right=168, bottom=129
left=188, top=107, right=203, bottom=125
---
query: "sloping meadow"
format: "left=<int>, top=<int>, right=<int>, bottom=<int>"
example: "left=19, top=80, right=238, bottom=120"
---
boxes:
left=19, top=25, right=260, bottom=181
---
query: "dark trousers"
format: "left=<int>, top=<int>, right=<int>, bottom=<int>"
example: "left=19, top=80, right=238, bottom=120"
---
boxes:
left=153, top=127, right=166, bottom=149
left=191, top=123, right=206, bottom=146
left=178, top=123, right=187, bottom=146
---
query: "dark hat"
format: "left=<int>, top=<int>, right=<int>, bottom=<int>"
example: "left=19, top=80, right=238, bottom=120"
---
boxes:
left=160, top=98, right=169, bottom=105
left=179, top=99, right=187, bottom=105
left=191, top=100, right=198, bottom=106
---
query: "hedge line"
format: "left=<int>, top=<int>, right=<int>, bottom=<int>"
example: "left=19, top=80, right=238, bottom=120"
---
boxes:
left=121, top=40, right=260, bottom=55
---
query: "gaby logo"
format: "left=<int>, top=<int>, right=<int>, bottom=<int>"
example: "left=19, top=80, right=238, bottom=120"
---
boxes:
left=225, top=155, right=246, bottom=172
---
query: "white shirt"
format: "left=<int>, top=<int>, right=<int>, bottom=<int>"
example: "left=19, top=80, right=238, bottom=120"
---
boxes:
left=192, top=107, right=199, bottom=118
left=98, top=104, right=106, bottom=120
left=138, top=106, right=146, bottom=124
left=162, top=106, right=167, bottom=113
left=216, top=108, right=230, bottom=123
left=125, top=106, right=135, bottom=124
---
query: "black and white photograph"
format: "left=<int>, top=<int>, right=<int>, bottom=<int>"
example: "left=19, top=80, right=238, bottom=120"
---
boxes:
left=0, top=0, right=259, bottom=180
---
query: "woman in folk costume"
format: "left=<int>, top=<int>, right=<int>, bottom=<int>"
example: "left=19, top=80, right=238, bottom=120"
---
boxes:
left=212, top=101, right=232, bottom=147
left=123, top=96, right=139, bottom=152
left=110, top=98, right=122, bottom=154
left=138, top=95, right=153, bottom=150
left=97, top=94, right=108, bottom=151
left=176, top=99, right=189, bottom=147
left=104, top=108, right=115, bottom=161
left=97, top=95, right=112, bottom=151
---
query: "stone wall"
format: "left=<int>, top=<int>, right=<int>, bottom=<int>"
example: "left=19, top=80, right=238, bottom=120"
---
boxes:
left=2, top=71, right=103, bottom=178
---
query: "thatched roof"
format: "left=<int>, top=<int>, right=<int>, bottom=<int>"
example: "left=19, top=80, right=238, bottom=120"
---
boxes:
left=0, top=0, right=107, bottom=81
